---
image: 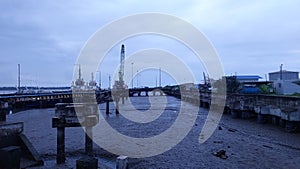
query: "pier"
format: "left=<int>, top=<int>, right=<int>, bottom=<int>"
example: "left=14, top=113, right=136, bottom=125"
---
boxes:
left=1, top=86, right=300, bottom=133
left=163, top=86, right=300, bottom=132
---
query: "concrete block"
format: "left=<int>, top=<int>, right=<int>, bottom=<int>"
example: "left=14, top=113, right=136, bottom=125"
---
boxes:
left=0, top=108, right=7, bottom=121
left=231, top=111, right=240, bottom=119
left=257, top=114, right=266, bottom=124
left=76, top=156, right=98, bottom=169
left=0, top=122, right=23, bottom=137
left=241, top=111, right=251, bottom=119
left=0, top=146, right=21, bottom=169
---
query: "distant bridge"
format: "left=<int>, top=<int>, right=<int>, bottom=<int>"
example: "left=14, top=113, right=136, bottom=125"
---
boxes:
left=0, top=87, right=164, bottom=110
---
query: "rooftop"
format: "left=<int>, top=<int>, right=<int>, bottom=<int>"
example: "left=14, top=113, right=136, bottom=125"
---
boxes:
left=235, top=75, right=262, bottom=80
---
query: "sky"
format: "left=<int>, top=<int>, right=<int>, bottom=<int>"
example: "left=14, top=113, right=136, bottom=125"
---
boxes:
left=0, top=0, right=299, bottom=88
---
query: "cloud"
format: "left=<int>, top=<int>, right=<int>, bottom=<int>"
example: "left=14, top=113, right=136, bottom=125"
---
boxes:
left=0, top=0, right=299, bottom=87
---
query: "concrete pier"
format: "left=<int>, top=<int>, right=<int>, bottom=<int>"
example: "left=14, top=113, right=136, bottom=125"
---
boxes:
left=52, top=103, right=99, bottom=164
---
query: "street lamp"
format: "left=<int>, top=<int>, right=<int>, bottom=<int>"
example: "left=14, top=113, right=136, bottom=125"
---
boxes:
left=96, top=71, right=101, bottom=89
left=108, top=74, right=111, bottom=90
left=280, top=64, right=283, bottom=80
left=136, top=70, right=139, bottom=88
left=131, top=62, right=134, bottom=89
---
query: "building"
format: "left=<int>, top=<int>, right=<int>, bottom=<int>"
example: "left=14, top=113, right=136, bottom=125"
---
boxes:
left=235, top=75, right=262, bottom=83
left=269, top=70, right=299, bottom=81
left=273, top=80, right=300, bottom=95
left=269, top=70, right=300, bottom=95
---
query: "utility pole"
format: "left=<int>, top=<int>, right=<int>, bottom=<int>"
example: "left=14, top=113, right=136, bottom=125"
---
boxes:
left=97, top=71, right=101, bottom=89
left=136, top=70, right=139, bottom=88
left=280, top=64, right=283, bottom=80
left=203, top=72, right=206, bottom=85
left=18, top=64, right=20, bottom=93
left=108, top=75, right=111, bottom=89
left=159, top=68, right=161, bottom=87
left=131, top=62, right=134, bottom=89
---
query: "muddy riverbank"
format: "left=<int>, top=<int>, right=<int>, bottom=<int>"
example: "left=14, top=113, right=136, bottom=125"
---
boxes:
left=6, top=96, right=300, bottom=168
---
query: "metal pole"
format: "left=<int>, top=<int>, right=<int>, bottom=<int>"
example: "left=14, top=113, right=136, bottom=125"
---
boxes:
left=18, top=64, right=20, bottom=93
left=159, top=68, right=161, bottom=87
left=108, top=75, right=111, bottom=89
left=131, top=63, right=134, bottom=89
left=280, top=64, right=283, bottom=80
left=99, top=71, right=101, bottom=89
left=136, top=70, right=139, bottom=88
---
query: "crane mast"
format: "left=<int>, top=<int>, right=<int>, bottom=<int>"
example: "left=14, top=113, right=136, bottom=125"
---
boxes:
left=119, top=44, right=125, bottom=85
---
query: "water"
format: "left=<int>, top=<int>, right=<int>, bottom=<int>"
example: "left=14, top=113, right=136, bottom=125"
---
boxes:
left=0, top=89, right=17, bottom=94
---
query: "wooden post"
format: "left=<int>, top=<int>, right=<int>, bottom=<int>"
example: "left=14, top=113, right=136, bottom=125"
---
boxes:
left=106, top=100, right=109, bottom=114
left=57, top=127, right=65, bottom=164
left=85, top=127, right=93, bottom=156
left=0, top=109, right=6, bottom=122
left=116, top=101, right=119, bottom=114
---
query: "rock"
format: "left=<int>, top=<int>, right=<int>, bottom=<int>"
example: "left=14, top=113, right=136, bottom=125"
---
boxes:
left=218, top=126, right=222, bottom=130
left=213, top=150, right=228, bottom=160
left=263, top=145, right=273, bottom=149
left=228, top=128, right=237, bottom=132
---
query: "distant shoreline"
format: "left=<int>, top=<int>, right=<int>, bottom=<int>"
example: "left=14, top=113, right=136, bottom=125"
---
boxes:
left=0, top=86, right=70, bottom=90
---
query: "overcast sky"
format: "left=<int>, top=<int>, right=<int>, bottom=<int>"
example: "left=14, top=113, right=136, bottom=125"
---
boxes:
left=1, top=0, right=299, bottom=88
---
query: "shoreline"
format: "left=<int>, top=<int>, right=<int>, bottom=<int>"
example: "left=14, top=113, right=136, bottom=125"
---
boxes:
left=6, top=96, right=300, bottom=168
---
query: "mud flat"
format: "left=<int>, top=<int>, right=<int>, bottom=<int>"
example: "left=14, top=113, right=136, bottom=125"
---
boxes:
left=6, top=96, right=300, bottom=168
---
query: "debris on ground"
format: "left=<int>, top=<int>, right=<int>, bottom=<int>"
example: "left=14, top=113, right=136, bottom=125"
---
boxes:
left=228, top=128, right=237, bottom=132
left=213, top=150, right=228, bottom=159
left=263, top=145, right=273, bottom=149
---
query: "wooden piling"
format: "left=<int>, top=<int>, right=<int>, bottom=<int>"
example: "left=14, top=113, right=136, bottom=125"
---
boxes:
left=106, top=100, right=109, bottom=114
left=85, top=127, right=93, bottom=156
left=57, top=127, right=65, bottom=164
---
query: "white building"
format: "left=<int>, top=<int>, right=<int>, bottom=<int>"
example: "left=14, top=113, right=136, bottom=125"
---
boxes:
left=274, top=80, right=300, bottom=95
left=269, top=70, right=300, bottom=95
